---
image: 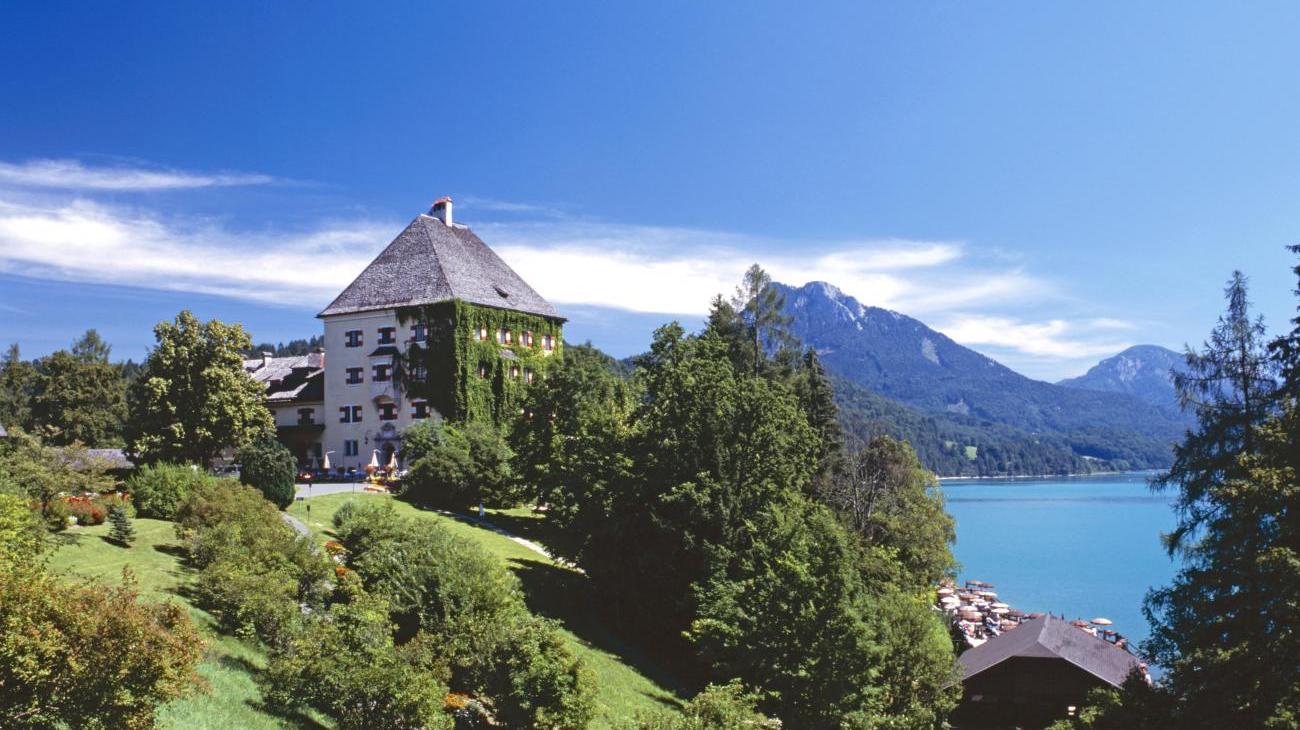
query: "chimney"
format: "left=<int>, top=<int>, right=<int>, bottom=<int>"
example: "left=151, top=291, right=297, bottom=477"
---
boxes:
left=429, top=196, right=453, bottom=227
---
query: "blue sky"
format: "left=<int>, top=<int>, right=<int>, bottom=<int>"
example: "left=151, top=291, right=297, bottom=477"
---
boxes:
left=2, top=2, right=1298, bottom=380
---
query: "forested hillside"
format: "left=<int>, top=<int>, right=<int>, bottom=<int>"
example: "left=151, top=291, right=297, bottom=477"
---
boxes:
left=777, top=281, right=1190, bottom=472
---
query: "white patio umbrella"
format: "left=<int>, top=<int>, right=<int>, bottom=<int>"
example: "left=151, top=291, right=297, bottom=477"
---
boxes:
left=387, top=450, right=399, bottom=470
left=1091, top=617, right=1113, bottom=626
left=322, top=452, right=331, bottom=470
left=368, top=450, right=380, bottom=469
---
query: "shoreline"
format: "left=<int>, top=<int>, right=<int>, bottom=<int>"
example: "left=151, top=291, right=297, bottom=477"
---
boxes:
left=938, top=469, right=1162, bottom=482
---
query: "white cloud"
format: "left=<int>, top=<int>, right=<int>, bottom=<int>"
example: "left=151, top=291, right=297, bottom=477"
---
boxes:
left=935, top=315, right=1134, bottom=360
left=0, top=199, right=387, bottom=305
left=0, top=159, right=274, bottom=191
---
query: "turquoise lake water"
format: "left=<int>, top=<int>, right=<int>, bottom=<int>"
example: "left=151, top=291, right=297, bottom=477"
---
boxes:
left=940, top=472, right=1180, bottom=647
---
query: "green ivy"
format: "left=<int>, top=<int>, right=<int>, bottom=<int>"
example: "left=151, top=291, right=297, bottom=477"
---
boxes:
left=394, top=301, right=562, bottom=425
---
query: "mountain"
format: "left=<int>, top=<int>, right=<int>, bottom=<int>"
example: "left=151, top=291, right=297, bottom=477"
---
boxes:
left=1057, top=344, right=1186, bottom=412
left=776, top=281, right=1191, bottom=473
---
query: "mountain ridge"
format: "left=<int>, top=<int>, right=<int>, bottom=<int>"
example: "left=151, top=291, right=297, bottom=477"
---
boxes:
left=1057, top=344, right=1186, bottom=412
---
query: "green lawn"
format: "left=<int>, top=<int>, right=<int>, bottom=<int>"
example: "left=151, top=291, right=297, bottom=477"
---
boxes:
left=47, top=518, right=328, bottom=730
left=288, top=494, right=685, bottom=727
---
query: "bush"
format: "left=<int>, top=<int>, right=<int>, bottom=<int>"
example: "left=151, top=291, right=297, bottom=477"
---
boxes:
left=0, top=564, right=203, bottom=729
left=43, top=498, right=70, bottom=531
left=0, top=494, right=44, bottom=566
left=628, top=681, right=779, bottom=730
left=488, top=615, right=597, bottom=730
left=176, top=479, right=331, bottom=644
left=403, top=421, right=520, bottom=509
left=64, top=495, right=106, bottom=526
left=127, top=463, right=211, bottom=520
left=237, top=438, right=297, bottom=509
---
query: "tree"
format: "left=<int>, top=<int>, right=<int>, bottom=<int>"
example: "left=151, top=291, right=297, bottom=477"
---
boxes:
left=0, top=343, right=36, bottom=433
left=797, top=348, right=842, bottom=477
left=405, top=421, right=518, bottom=508
left=631, top=680, right=780, bottom=730
left=237, top=437, right=297, bottom=509
left=125, top=310, right=274, bottom=467
left=29, top=331, right=127, bottom=446
left=820, top=436, right=955, bottom=590
left=1140, top=271, right=1292, bottom=727
left=107, top=503, right=135, bottom=546
left=729, top=264, right=797, bottom=376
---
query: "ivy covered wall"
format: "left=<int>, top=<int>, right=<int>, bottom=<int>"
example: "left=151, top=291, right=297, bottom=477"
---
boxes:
left=396, top=301, right=563, bottom=424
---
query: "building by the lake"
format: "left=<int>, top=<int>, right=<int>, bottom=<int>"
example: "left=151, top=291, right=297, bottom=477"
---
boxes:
left=246, top=198, right=564, bottom=471
left=952, top=614, right=1144, bottom=729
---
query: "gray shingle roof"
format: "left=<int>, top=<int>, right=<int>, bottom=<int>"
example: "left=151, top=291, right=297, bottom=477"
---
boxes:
left=318, top=214, right=562, bottom=320
left=959, top=615, right=1141, bottom=687
left=245, top=354, right=325, bottom=403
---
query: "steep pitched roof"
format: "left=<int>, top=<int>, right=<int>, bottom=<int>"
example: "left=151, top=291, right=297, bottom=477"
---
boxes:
left=244, top=354, right=325, bottom=403
left=959, top=615, right=1141, bottom=687
left=318, top=214, right=562, bottom=320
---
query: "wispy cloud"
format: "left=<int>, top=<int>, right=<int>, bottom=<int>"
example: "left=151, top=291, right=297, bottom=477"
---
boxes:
left=458, top=195, right=570, bottom=219
left=0, top=159, right=274, bottom=191
left=934, top=315, right=1134, bottom=360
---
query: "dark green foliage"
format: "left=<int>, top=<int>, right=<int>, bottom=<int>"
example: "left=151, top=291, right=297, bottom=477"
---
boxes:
left=403, top=420, right=519, bottom=508
left=396, top=300, right=562, bottom=424
left=262, top=590, right=453, bottom=730
left=0, top=344, right=37, bottom=434
left=107, top=503, right=135, bottom=546
left=28, top=331, right=127, bottom=447
left=798, top=349, right=842, bottom=476
left=0, top=494, right=44, bottom=566
left=125, top=310, right=274, bottom=467
left=331, top=501, right=597, bottom=728
left=126, top=462, right=213, bottom=520
left=176, top=479, right=331, bottom=644
left=237, top=437, right=297, bottom=509
left=245, top=335, right=324, bottom=358
left=628, top=680, right=779, bottom=729
left=821, top=436, right=955, bottom=591
left=515, top=311, right=958, bottom=726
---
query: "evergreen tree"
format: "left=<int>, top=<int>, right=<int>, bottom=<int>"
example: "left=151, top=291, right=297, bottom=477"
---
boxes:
left=237, top=437, right=298, bottom=509
left=729, top=264, right=797, bottom=376
left=125, top=311, right=274, bottom=467
left=1141, top=271, right=1290, bottom=727
left=107, top=504, right=135, bottom=546
left=797, top=348, right=842, bottom=476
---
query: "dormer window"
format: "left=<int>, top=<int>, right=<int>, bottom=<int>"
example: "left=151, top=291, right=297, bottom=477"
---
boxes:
left=494, top=285, right=510, bottom=299
left=378, top=327, right=397, bottom=345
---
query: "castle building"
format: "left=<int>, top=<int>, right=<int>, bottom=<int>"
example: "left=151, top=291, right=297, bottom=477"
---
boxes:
left=248, top=198, right=563, bottom=472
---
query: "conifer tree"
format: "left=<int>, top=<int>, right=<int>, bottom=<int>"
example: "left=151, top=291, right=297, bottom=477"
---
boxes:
left=107, top=504, right=135, bottom=546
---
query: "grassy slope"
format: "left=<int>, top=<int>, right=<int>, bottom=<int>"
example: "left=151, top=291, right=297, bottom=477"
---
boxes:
left=287, top=494, right=684, bottom=727
left=46, top=519, right=327, bottom=729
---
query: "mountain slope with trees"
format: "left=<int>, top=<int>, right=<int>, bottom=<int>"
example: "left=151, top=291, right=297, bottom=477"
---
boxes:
left=1057, top=344, right=1186, bottom=412
left=776, top=281, right=1190, bottom=471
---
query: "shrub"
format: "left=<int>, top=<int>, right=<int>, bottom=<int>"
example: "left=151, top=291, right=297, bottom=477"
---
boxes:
left=237, top=438, right=297, bottom=509
left=42, top=498, right=70, bottom=531
left=64, top=495, right=106, bottom=526
left=403, top=421, right=520, bottom=509
left=107, top=504, right=135, bottom=546
left=628, top=681, right=779, bottom=730
left=127, top=463, right=211, bottom=520
left=0, top=494, right=44, bottom=566
left=176, top=479, right=331, bottom=645
left=0, top=565, right=203, bottom=729
left=488, top=615, right=597, bottom=730
left=261, top=592, right=453, bottom=730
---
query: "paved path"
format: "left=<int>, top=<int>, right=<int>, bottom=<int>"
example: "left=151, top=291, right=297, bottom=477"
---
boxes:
left=281, top=512, right=309, bottom=538
left=294, top=481, right=366, bottom=499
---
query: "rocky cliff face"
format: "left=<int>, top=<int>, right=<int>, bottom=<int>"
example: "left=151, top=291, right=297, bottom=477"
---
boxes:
left=1057, top=344, right=1186, bottom=413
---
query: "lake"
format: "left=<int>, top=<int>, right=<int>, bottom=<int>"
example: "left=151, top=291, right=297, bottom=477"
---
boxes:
left=940, top=472, right=1180, bottom=648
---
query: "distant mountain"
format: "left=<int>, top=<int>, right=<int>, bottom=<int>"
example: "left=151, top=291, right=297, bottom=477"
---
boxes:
left=1057, top=345, right=1186, bottom=413
left=777, top=281, right=1191, bottom=472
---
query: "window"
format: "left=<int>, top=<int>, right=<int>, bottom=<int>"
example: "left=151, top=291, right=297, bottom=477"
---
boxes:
left=408, top=362, right=427, bottom=382
left=339, top=405, right=362, bottom=423
left=297, top=408, right=315, bottom=425
left=345, top=330, right=362, bottom=347
left=509, top=365, right=520, bottom=380
left=521, top=331, right=534, bottom=347
left=378, top=402, right=398, bottom=421
left=410, top=322, right=427, bottom=342
left=373, top=363, right=392, bottom=382
left=344, top=440, right=359, bottom=457
left=411, top=400, right=430, bottom=419
left=477, top=363, right=489, bottom=379
left=345, top=367, right=364, bottom=384
left=524, top=368, right=534, bottom=384
left=378, top=326, right=397, bottom=345
left=477, top=326, right=489, bottom=342
left=542, top=334, right=555, bottom=352
left=496, top=328, right=509, bottom=345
